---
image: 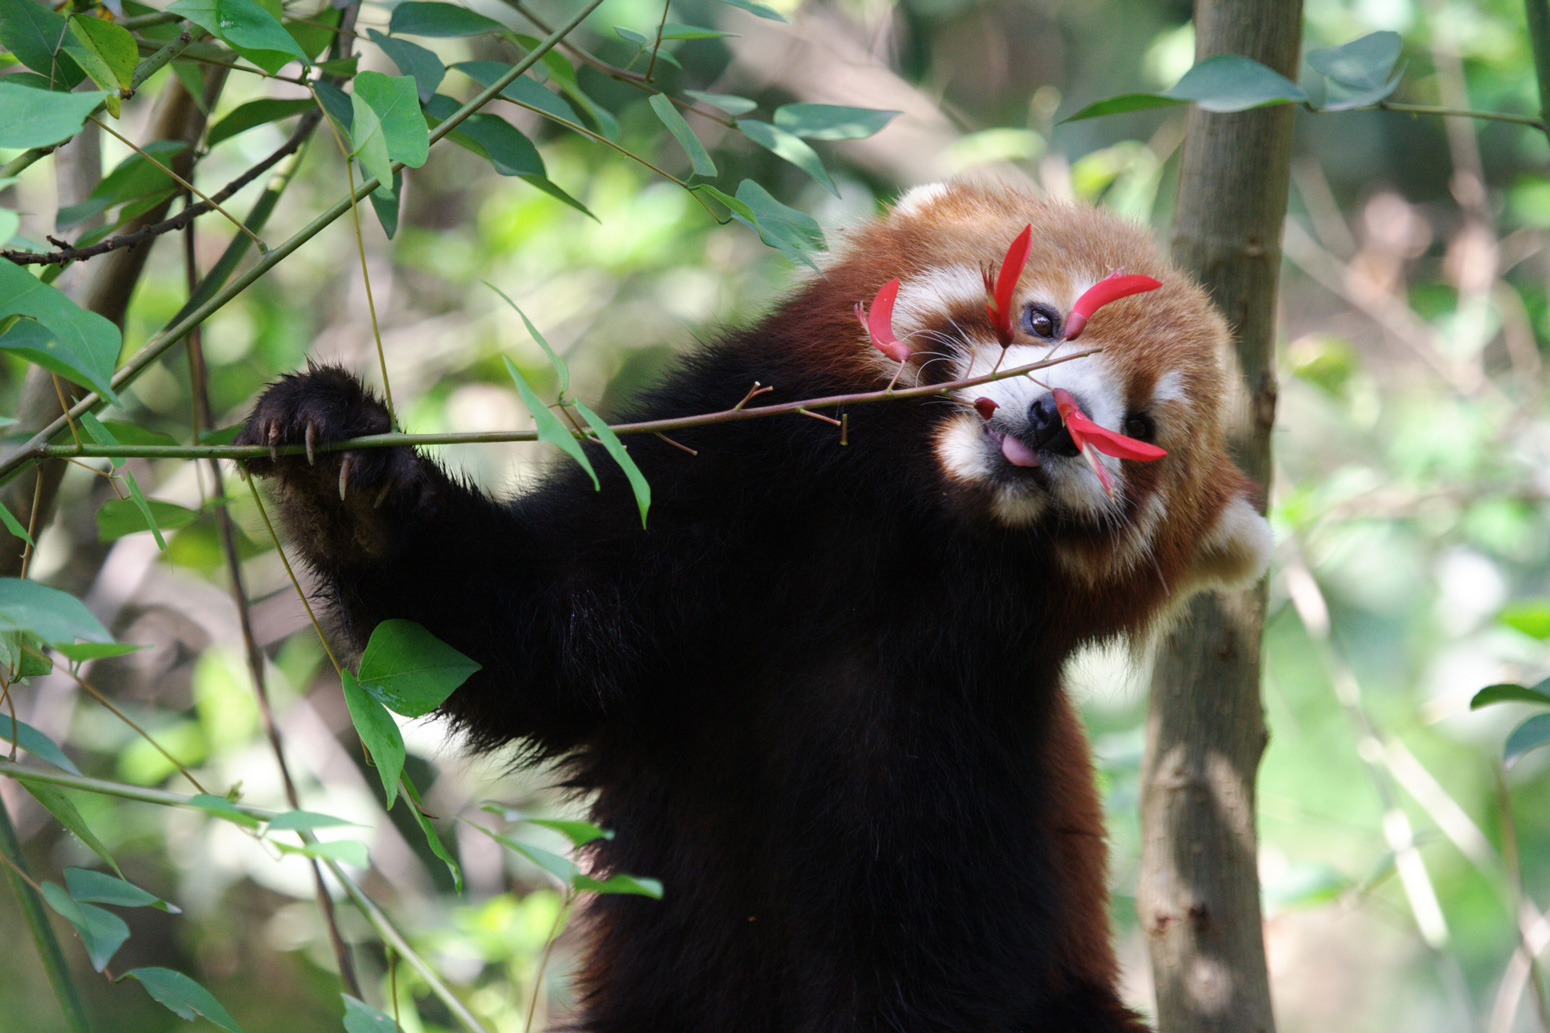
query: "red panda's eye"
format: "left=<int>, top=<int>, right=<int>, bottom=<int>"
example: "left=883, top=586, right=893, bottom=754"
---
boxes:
left=1024, top=304, right=1060, bottom=340
left=1124, top=414, right=1155, bottom=441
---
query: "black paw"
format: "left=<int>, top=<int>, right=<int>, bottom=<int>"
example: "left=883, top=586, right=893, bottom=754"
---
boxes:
left=235, top=364, right=411, bottom=505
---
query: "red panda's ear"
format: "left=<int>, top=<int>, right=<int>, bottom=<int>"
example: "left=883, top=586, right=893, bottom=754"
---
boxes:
left=1187, top=465, right=1273, bottom=592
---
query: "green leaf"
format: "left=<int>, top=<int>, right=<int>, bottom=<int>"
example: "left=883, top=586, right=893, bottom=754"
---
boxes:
left=207, top=97, right=316, bottom=147
left=573, top=399, right=651, bottom=528
left=736, top=118, right=837, bottom=195
left=0, top=0, right=85, bottom=89
left=685, top=89, right=757, bottom=116
left=773, top=103, right=899, bottom=141
left=352, top=71, right=429, bottom=179
left=1505, top=713, right=1550, bottom=769
left=660, top=22, right=736, bottom=39
left=53, top=641, right=143, bottom=662
left=733, top=179, right=824, bottom=267
left=312, top=80, right=353, bottom=133
left=454, top=61, right=579, bottom=124
left=614, top=25, right=649, bottom=46
left=1263, top=862, right=1349, bottom=912
left=369, top=168, right=403, bottom=239
left=342, top=996, right=398, bottom=1033
left=16, top=779, right=123, bottom=876
left=188, top=793, right=262, bottom=828
left=367, top=28, right=445, bottom=103
left=41, top=881, right=130, bottom=971
left=1065, top=53, right=1307, bottom=122
left=266, top=809, right=358, bottom=832
left=1307, top=31, right=1402, bottom=90
left=455, top=115, right=545, bottom=175
left=476, top=807, right=611, bottom=847
left=0, top=80, right=106, bottom=150
left=65, top=867, right=180, bottom=912
left=66, top=14, right=137, bottom=90
left=0, top=497, right=33, bottom=547
left=98, top=498, right=198, bottom=544
left=649, top=93, right=717, bottom=177
left=389, top=1, right=505, bottom=37
left=167, top=0, right=309, bottom=74
left=711, top=0, right=788, bottom=21
left=0, top=716, right=80, bottom=774
left=464, top=820, right=579, bottom=884
left=356, top=619, right=480, bottom=717
left=484, top=285, right=566, bottom=391
left=400, top=773, right=461, bottom=890
left=0, top=631, right=52, bottom=679
left=0, top=270, right=122, bottom=405
left=504, top=357, right=598, bottom=488
left=274, top=838, right=370, bottom=867
left=341, top=669, right=405, bottom=808
left=574, top=871, right=664, bottom=897
left=1471, top=678, right=1550, bottom=710
left=1500, top=600, right=1550, bottom=640
left=58, top=139, right=187, bottom=228
left=122, top=968, right=244, bottom=1032
left=96, top=421, right=180, bottom=448
left=0, top=208, right=18, bottom=248
left=0, top=578, right=112, bottom=647
left=284, top=3, right=339, bottom=60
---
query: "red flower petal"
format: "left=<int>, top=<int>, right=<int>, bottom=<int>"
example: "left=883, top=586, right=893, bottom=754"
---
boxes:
left=856, top=278, right=909, bottom=363
left=973, top=397, right=999, bottom=422
left=1050, top=387, right=1166, bottom=498
left=984, top=225, right=1032, bottom=346
left=1063, top=272, right=1161, bottom=341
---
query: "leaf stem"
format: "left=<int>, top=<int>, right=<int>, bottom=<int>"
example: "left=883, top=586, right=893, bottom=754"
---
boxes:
left=1369, top=100, right=1546, bottom=130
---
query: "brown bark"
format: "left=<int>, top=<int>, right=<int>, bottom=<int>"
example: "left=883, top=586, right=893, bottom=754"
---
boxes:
left=1137, top=4, right=1301, bottom=1032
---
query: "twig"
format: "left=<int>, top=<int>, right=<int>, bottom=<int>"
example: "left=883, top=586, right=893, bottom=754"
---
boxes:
left=644, top=0, right=672, bottom=82
left=0, top=0, right=610, bottom=487
left=2, top=110, right=321, bottom=267
left=89, top=116, right=267, bottom=252
left=22, top=349, right=1101, bottom=464
left=244, top=475, right=344, bottom=675
left=1367, top=100, right=1547, bottom=131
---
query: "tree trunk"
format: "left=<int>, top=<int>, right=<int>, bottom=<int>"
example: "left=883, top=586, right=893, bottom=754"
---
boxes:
left=1137, top=4, right=1301, bottom=1032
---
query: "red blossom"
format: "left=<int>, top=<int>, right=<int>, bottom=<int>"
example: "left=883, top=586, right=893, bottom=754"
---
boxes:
left=973, top=397, right=999, bottom=422
left=855, top=278, right=910, bottom=364
left=982, top=224, right=1032, bottom=346
left=1051, top=387, right=1166, bottom=497
left=1063, top=272, right=1162, bottom=341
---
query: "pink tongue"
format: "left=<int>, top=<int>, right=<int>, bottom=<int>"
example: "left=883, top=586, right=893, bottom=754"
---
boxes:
left=1001, top=434, right=1041, bottom=468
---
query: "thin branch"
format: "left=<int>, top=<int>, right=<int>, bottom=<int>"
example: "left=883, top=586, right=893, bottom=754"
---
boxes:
left=89, top=116, right=267, bottom=252
left=1371, top=100, right=1547, bottom=131
left=644, top=0, right=672, bottom=82
left=0, top=0, right=610, bottom=487
left=21, top=350, right=1100, bottom=464
left=2, top=110, right=322, bottom=267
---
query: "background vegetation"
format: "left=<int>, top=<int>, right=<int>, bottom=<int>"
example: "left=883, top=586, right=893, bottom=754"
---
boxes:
left=2, top=0, right=1549, bottom=1030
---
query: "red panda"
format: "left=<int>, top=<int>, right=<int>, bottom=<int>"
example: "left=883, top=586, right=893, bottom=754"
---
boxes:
left=237, top=180, right=1271, bottom=1033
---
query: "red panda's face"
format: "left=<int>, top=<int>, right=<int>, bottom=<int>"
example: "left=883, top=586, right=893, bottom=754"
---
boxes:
left=828, top=181, right=1272, bottom=597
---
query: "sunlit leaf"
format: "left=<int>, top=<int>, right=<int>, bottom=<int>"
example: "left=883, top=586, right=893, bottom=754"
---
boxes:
left=400, top=774, right=462, bottom=889
left=504, top=357, right=598, bottom=488
left=121, top=968, right=244, bottom=1032
left=574, top=871, right=664, bottom=897
left=649, top=93, right=717, bottom=177
left=66, top=14, right=137, bottom=90
left=0, top=716, right=80, bottom=774
left=41, top=881, right=130, bottom=971
left=274, top=839, right=370, bottom=867
left=477, top=806, right=612, bottom=847
left=773, top=103, right=899, bottom=140
left=1500, top=600, right=1550, bottom=640
left=0, top=497, right=32, bottom=548
left=66, top=868, right=180, bottom=912
left=484, top=285, right=567, bottom=391
left=167, top=0, right=309, bottom=74
left=352, top=71, right=428, bottom=179
left=356, top=619, right=480, bottom=717
left=1065, top=53, right=1307, bottom=121
left=341, top=670, right=405, bottom=808
left=53, top=641, right=143, bottom=662
left=0, top=631, right=52, bottom=679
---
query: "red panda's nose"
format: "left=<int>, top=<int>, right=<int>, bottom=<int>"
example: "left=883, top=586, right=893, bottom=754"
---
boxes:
left=1027, top=394, right=1080, bottom=456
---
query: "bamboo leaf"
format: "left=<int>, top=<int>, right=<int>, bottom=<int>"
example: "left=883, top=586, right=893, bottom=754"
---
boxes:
left=504, top=358, right=598, bottom=489
left=121, top=968, right=244, bottom=1032
left=649, top=93, right=717, bottom=177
